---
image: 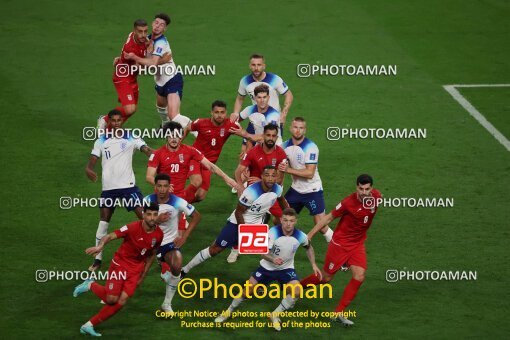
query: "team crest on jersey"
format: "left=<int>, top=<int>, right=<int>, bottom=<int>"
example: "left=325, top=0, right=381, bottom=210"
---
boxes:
left=109, top=283, right=114, bottom=290
left=297, top=154, right=303, bottom=162
left=179, top=154, right=184, bottom=163
left=272, top=158, right=277, bottom=166
left=151, top=238, right=157, bottom=247
left=220, top=128, right=225, bottom=137
left=156, top=46, right=163, bottom=54
left=329, top=263, right=334, bottom=270
left=190, top=165, right=194, bottom=171
left=121, top=142, right=127, bottom=150
left=241, top=196, right=248, bottom=204
left=127, top=94, right=133, bottom=101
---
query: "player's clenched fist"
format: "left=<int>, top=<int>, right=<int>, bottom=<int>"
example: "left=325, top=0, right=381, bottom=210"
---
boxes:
left=85, top=245, right=103, bottom=257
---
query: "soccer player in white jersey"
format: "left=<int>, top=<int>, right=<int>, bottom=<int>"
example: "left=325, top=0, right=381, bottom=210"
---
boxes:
left=145, top=173, right=201, bottom=313
left=214, top=208, right=321, bottom=331
left=238, top=84, right=282, bottom=147
left=278, top=117, right=334, bottom=243
left=124, top=13, right=194, bottom=132
left=181, top=166, right=290, bottom=275
left=85, top=109, right=153, bottom=271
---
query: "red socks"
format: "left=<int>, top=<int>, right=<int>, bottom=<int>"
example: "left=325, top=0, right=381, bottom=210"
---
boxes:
left=300, top=273, right=322, bottom=287
left=183, top=185, right=199, bottom=203
left=335, top=278, right=363, bottom=312
left=90, top=303, right=124, bottom=326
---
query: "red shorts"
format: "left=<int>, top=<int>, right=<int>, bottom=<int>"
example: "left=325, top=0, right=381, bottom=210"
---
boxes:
left=188, top=161, right=212, bottom=191
left=323, top=241, right=367, bottom=275
left=114, top=81, right=139, bottom=106
left=269, top=201, right=283, bottom=218
left=105, top=259, right=141, bottom=297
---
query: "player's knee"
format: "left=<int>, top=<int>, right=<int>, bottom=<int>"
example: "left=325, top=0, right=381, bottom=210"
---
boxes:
left=209, top=245, right=222, bottom=256
left=106, top=295, right=119, bottom=305
left=190, top=176, right=202, bottom=188
left=195, top=190, right=207, bottom=202
left=352, top=271, right=365, bottom=282
left=292, top=284, right=302, bottom=297
left=124, top=105, right=136, bottom=116
left=117, top=295, right=129, bottom=306
left=322, top=272, right=333, bottom=283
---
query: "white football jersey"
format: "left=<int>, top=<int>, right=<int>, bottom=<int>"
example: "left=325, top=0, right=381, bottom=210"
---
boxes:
left=152, top=34, right=177, bottom=86
left=228, top=182, right=283, bottom=224
left=91, top=132, right=146, bottom=191
left=282, top=137, right=322, bottom=194
left=239, top=104, right=282, bottom=144
left=260, top=225, right=309, bottom=271
left=238, top=72, right=289, bottom=112
left=145, top=194, right=195, bottom=246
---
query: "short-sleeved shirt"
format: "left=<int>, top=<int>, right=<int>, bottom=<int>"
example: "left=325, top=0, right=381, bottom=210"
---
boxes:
left=331, top=189, right=382, bottom=250
left=190, top=118, right=240, bottom=163
left=148, top=144, right=204, bottom=195
left=238, top=72, right=289, bottom=111
left=240, top=144, right=287, bottom=179
left=227, top=182, right=283, bottom=224
left=260, top=225, right=308, bottom=271
left=91, top=131, right=146, bottom=191
left=113, top=32, right=147, bottom=83
left=282, top=137, right=322, bottom=194
left=113, top=220, right=163, bottom=272
left=145, top=194, right=195, bottom=245
left=151, top=34, right=177, bottom=86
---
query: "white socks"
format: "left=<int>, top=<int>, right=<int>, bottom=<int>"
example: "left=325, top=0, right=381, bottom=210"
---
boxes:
left=273, top=294, right=297, bottom=313
left=157, top=106, right=169, bottom=124
left=163, top=273, right=181, bottom=305
left=182, top=248, right=211, bottom=274
left=95, top=221, right=109, bottom=260
left=323, top=228, right=333, bottom=243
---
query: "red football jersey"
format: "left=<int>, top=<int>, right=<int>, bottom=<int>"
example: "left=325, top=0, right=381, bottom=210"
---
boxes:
left=331, top=189, right=382, bottom=250
left=148, top=144, right=205, bottom=195
left=191, top=118, right=240, bottom=163
left=241, top=144, right=287, bottom=179
left=112, top=32, right=147, bottom=83
left=113, top=220, right=163, bottom=272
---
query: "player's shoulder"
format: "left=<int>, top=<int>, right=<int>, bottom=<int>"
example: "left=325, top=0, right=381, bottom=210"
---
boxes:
left=267, top=106, right=280, bottom=114
left=240, top=74, right=255, bottom=86
left=300, top=137, right=318, bottom=150
left=263, top=72, right=282, bottom=85
left=291, top=227, right=308, bottom=243
left=271, top=183, right=283, bottom=196
left=269, top=225, right=283, bottom=238
left=126, top=220, right=142, bottom=230
left=144, top=193, right=157, bottom=203
left=169, top=193, right=188, bottom=206
left=282, top=138, right=293, bottom=149
left=153, top=34, right=168, bottom=44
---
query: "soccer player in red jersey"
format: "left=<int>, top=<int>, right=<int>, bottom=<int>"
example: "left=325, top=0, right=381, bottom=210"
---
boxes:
left=73, top=202, right=163, bottom=337
left=227, top=123, right=287, bottom=263
left=98, top=19, right=170, bottom=129
left=300, top=174, right=382, bottom=326
left=184, top=100, right=254, bottom=202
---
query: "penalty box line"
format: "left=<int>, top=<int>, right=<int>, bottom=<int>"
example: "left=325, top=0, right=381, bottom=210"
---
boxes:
left=443, top=84, right=510, bottom=152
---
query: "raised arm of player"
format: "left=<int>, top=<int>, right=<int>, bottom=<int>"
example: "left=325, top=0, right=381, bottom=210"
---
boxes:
left=234, top=163, right=248, bottom=187
left=85, top=155, right=99, bottom=182
left=304, top=243, right=322, bottom=281
left=307, top=212, right=335, bottom=241
left=85, top=232, right=119, bottom=256
left=278, top=162, right=316, bottom=180
left=174, top=210, right=201, bottom=248
left=231, top=94, right=246, bottom=121
left=228, top=125, right=264, bottom=144
left=146, top=166, right=157, bottom=186
left=281, top=90, right=294, bottom=123
left=200, top=157, right=238, bottom=189
left=234, top=202, right=248, bottom=225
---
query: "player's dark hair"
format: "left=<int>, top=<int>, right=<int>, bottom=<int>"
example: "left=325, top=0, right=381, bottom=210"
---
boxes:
left=143, top=201, right=159, bottom=212
left=155, top=173, right=171, bottom=184
left=263, top=123, right=279, bottom=134
left=293, top=117, right=306, bottom=123
left=282, top=208, right=298, bottom=217
left=155, top=13, right=171, bottom=26
left=162, top=121, right=183, bottom=135
left=250, top=53, right=264, bottom=60
left=107, top=109, right=122, bottom=119
left=254, top=84, right=270, bottom=96
left=211, top=100, right=227, bottom=110
left=357, top=174, right=373, bottom=186
left=263, top=165, right=276, bottom=172
left=133, top=19, right=148, bottom=28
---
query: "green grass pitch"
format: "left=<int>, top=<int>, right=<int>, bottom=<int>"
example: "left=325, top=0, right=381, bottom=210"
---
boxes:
left=1, top=0, right=509, bottom=338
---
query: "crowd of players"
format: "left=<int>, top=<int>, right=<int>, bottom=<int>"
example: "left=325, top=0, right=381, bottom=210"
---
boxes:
left=73, top=13, right=382, bottom=337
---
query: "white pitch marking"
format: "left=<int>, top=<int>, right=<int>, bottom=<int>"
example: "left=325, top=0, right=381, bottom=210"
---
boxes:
left=443, top=84, right=510, bottom=152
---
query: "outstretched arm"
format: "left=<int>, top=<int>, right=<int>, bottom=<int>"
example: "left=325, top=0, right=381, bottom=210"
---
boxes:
left=85, top=232, right=118, bottom=256
left=307, top=213, right=335, bottom=242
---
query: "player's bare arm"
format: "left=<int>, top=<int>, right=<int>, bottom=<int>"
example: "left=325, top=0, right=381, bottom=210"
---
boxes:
left=281, top=90, right=294, bottom=122
left=200, top=158, right=238, bottom=189
left=124, top=52, right=164, bottom=66
left=138, top=249, right=157, bottom=285
left=307, top=212, right=335, bottom=241
left=229, top=125, right=264, bottom=143
left=146, top=166, right=157, bottom=186
left=174, top=210, right=201, bottom=248
left=85, top=155, right=99, bottom=182
left=277, top=196, right=290, bottom=210
left=85, top=232, right=119, bottom=256
left=140, top=145, right=154, bottom=157
left=234, top=163, right=248, bottom=186
left=304, top=243, right=322, bottom=280
left=278, top=162, right=316, bottom=180
left=231, top=94, right=246, bottom=121
left=234, top=203, right=248, bottom=225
